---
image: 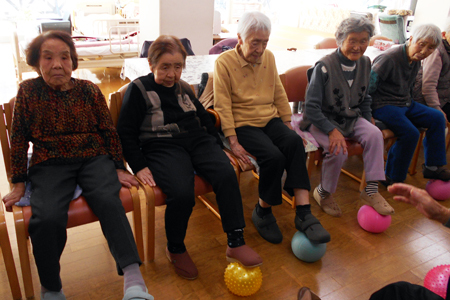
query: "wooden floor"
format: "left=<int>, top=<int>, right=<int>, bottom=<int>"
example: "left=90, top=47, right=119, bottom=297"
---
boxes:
left=1, top=30, right=450, bottom=300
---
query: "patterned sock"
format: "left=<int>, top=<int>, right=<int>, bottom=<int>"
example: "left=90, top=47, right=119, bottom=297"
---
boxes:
left=365, top=181, right=379, bottom=196
left=123, top=263, right=146, bottom=294
left=317, top=184, right=330, bottom=199
left=226, top=228, right=245, bottom=248
left=255, top=202, right=272, bottom=218
left=296, top=204, right=312, bottom=221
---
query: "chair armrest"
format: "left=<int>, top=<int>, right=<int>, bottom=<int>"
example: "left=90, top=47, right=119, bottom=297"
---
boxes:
left=206, top=108, right=221, bottom=129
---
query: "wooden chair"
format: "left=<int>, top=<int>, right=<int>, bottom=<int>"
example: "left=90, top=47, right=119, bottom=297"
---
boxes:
left=108, top=84, right=234, bottom=262
left=0, top=201, right=22, bottom=300
left=0, top=98, right=144, bottom=299
left=280, top=65, right=366, bottom=191
left=314, top=38, right=337, bottom=49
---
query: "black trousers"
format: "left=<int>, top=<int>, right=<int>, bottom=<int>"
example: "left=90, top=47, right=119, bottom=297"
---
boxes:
left=369, top=281, right=447, bottom=300
left=142, top=132, right=245, bottom=246
left=235, top=118, right=310, bottom=205
left=28, top=155, right=141, bottom=291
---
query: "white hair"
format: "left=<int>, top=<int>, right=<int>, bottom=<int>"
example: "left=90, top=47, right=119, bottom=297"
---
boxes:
left=237, top=11, right=271, bottom=42
left=411, top=23, right=442, bottom=46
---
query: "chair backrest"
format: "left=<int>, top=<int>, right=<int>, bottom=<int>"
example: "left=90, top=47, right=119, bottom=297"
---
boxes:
left=209, top=38, right=238, bottom=55
left=109, top=83, right=130, bottom=128
left=0, top=98, right=15, bottom=185
left=280, top=65, right=312, bottom=114
left=140, top=38, right=195, bottom=58
left=314, top=37, right=337, bottom=49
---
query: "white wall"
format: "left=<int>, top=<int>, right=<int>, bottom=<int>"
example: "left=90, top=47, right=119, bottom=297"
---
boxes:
left=139, top=0, right=214, bottom=55
left=413, top=0, right=450, bottom=30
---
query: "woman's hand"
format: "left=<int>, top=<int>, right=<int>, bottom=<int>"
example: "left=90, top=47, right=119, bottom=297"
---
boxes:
left=116, top=169, right=139, bottom=188
left=136, top=167, right=156, bottom=187
left=2, top=182, right=26, bottom=212
left=328, top=128, right=347, bottom=155
left=388, top=183, right=450, bottom=224
left=228, top=135, right=254, bottom=165
left=284, top=121, right=293, bottom=130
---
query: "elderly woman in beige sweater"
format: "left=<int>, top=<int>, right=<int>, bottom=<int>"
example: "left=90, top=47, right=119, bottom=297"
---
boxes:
left=213, top=11, right=330, bottom=246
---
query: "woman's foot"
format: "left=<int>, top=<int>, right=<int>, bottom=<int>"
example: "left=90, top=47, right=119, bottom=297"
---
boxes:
left=313, top=187, right=342, bottom=217
left=360, top=190, right=395, bottom=215
left=40, top=290, right=66, bottom=300
left=226, top=244, right=263, bottom=267
left=295, top=214, right=331, bottom=243
left=165, top=247, right=198, bottom=280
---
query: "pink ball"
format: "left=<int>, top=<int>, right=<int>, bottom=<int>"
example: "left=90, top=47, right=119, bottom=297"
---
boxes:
left=424, top=264, right=450, bottom=299
left=426, top=180, right=450, bottom=201
left=357, top=205, right=392, bottom=233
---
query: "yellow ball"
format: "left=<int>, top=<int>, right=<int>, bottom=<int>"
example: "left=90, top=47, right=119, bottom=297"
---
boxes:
left=224, top=262, right=262, bottom=296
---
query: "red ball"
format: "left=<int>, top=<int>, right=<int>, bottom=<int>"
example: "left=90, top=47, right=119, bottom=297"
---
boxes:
left=424, top=264, right=450, bottom=299
left=357, top=205, right=392, bottom=233
left=426, top=180, right=450, bottom=201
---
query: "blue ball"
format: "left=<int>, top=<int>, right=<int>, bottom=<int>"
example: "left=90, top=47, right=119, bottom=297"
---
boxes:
left=291, top=231, right=327, bottom=263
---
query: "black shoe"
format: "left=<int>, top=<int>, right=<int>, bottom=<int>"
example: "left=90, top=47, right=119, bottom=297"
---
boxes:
left=423, top=164, right=450, bottom=181
left=295, top=214, right=330, bottom=244
left=251, top=206, right=283, bottom=244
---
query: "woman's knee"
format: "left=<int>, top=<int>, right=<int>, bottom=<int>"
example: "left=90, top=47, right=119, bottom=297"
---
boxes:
left=361, top=126, right=384, bottom=146
left=324, top=149, right=348, bottom=165
left=29, top=211, right=66, bottom=233
left=401, top=128, right=420, bottom=144
left=166, top=186, right=196, bottom=208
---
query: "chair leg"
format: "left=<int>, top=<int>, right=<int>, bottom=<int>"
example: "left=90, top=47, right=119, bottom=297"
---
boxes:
left=408, top=131, right=425, bottom=176
left=360, top=170, right=366, bottom=192
left=0, top=205, right=22, bottom=300
left=13, top=206, right=34, bottom=299
left=252, top=170, right=295, bottom=209
left=306, top=151, right=316, bottom=178
left=141, top=185, right=156, bottom=262
left=197, top=195, right=222, bottom=219
left=129, top=185, right=144, bottom=262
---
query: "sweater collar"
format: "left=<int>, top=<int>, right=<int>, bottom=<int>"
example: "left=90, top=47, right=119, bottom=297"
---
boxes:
left=234, top=44, right=263, bottom=68
left=337, top=48, right=357, bottom=67
left=148, top=73, right=177, bottom=94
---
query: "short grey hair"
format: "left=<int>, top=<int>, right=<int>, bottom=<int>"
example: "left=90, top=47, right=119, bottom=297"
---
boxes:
left=411, top=23, right=442, bottom=47
left=335, top=17, right=375, bottom=47
left=237, top=11, right=271, bottom=42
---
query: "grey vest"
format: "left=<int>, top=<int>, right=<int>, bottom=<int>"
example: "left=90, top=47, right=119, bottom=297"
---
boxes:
left=302, top=52, right=371, bottom=136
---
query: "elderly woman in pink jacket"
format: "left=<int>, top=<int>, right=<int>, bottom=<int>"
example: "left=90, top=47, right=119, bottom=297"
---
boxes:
left=413, top=18, right=450, bottom=121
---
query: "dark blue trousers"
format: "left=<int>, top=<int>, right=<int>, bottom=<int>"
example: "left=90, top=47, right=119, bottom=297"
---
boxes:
left=373, top=101, right=447, bottom=182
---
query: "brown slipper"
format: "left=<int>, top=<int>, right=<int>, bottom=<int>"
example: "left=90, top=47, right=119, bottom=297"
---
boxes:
left=360, top=190, right=394, bottom=215
left=226, top=245, right=263, bottom=268
left=165, top=247, right=198, bottom=280
left=313, top=187, right=342, bottom=217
